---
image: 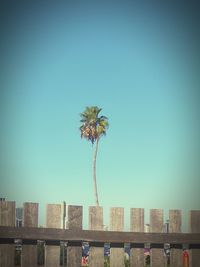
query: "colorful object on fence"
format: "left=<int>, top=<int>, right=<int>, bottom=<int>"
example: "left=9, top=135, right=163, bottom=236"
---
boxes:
left=182, top=250, right=189, bottom=267
left=81, top=256, right=88, bottom=266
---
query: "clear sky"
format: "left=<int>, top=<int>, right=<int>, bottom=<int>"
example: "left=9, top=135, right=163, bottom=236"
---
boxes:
left=0, top=1, right=200, bottom=230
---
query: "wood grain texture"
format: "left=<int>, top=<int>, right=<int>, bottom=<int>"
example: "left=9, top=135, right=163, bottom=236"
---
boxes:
left=67, top=205, right=82, bottom=267
left=110, top=207, right=124, bottom=267
left=89, top=206, right=104, bottom=267
left=23, top=202, right=38, bottom=227
left=46, top=204, right=61, bottom=228
left=22, top=202, right=38, bottom=267
left=150, top=209, right=164, bottom=267
left=190, top=210, right=200, bottom=267
left=0, top=201, right=15, bottom=267
left=45, top=204, right=61, bottom=267
left=130, top=208, right=144, bottom=267
left=0, top=201, right=15, bottom=227
left=169, top=210, right=182, bottom=267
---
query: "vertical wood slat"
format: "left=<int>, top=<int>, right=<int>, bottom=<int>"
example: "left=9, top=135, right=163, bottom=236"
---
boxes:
left=150, top=209, right=164, bottom=267
left=89, top=206, right=104, bottom=267
left=169, top=210, right=182, bottom=267
left=22, top=202, right=39, bottom=267
left=0, top=201, right=15, bottom=267
left=130, top=208, right=144, bottom=267
left=45, top=204, right=61, bottom=267
left=110, top=207, right=124, bottom=267
left=67, top=205, right=83, bottom=267
left=190, top=210, right=200, bottom=267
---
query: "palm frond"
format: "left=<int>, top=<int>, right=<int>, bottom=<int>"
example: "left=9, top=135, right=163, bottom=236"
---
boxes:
left=79, top=106, right=109, bottom=143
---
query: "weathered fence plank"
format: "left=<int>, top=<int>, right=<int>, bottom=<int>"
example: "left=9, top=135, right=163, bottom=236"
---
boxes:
left=22, top=202, right=38, bottom=267
left=150, top=209, right=164, bottom=267
left=67, top=205, right=82, bottom=267
left=130, top=208, right=144, bottom=267
left=0, top=201, right=15, bottom=267
left=110, top=207, right=124, bottom=267
left=89, top=206, right=104, bottom=267
left=169, top=210, right=182, bottom=267
left=190, top=210, right=200, bottom=267
left=45, top=204, right=61, bottom=267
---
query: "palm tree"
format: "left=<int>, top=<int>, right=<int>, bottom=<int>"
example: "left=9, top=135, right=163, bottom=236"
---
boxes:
left=80, top=106, right=109, bottom=206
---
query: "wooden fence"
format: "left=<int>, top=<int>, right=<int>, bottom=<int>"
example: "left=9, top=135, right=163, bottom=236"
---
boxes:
left=0, top=201, right=200, bottom=267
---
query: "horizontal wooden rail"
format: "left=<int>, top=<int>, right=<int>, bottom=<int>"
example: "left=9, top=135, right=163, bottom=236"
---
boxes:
left=0, top=226, right=200, bottom=246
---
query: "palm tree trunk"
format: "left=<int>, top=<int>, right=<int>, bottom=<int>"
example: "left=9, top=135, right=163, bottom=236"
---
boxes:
left=93, top=137, right=99, bottom=206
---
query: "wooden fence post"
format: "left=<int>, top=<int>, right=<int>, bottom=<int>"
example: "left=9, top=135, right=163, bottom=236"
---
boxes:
left=130, top=208, right=144, bottom=267
left=89, top=206, right=104, bottom=267
left=45, top=204, right=61, bottom=267
left=0, top=201, right=15, bottom=267
left=150, top=209, right=164, bottom=267
left=169, top=210, right=182, bottom=267
left=22, top=202, right=39, bottom=267
left=67, top=205, right=82, bottom=267
left=110, top=207, right=124, bottom=267
left=190, top=210, right=200, bottom=267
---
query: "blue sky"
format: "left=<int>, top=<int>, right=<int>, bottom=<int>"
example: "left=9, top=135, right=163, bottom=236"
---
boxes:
left=0, top=1, right=200, bottom=230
